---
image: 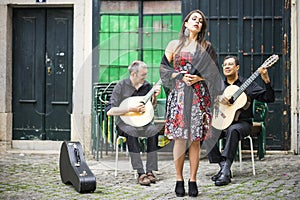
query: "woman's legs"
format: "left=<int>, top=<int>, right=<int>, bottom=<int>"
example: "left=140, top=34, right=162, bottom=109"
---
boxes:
left=173, top=139, right=187, bottom=180
left=187, top=140, right=200, bottom=197
left=188, top=140, right=200, bottom=181
left=173, top=139, right=187, bottom=197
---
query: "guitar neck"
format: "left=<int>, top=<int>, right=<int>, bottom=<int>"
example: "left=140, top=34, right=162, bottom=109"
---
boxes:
left=231, top=70, right=260, bottom=102
left=142, top=79, right=162, bottom=104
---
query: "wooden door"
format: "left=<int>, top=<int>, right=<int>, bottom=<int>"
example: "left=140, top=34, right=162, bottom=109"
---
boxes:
left=12, top=8, right=73, bottom=140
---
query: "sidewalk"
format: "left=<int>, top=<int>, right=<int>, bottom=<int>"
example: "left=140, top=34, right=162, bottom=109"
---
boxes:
left=0, top=150, right=299, bottom=200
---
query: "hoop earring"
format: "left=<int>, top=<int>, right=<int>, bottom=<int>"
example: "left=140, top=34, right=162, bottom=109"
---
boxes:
left=184, top=28, right=190, bottom=37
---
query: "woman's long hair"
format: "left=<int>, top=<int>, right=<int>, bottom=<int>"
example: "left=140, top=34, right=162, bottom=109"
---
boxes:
left=175, top=10, right=209, bottom=54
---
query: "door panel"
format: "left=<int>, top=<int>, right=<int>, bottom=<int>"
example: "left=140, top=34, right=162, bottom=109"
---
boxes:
left=12, top=8, right=73, bottom=140
left=45, top=9, right=73, bottom=140
left=12, top=9, right=46, bottom=140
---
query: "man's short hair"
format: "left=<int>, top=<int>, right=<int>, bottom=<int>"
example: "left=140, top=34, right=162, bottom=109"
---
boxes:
left=128, top=60, right=147, bottom=73
left=223, top=55, right=240, bottom=66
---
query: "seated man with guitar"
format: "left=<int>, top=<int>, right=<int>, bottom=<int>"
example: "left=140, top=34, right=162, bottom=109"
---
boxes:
left=208, top=55, right=277, bottom=186
left=106, top=60, right=161, bottom=186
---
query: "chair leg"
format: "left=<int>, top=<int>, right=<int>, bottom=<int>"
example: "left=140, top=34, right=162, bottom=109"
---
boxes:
left=247, top=135, right=256, bottom=176
left=258, top=124, right=266, bottom=160
left=239, top=140, right=242, bottom=172
left=115, top=136, right=146, bottom=178
left=262, top=124, right=266, bottom=156
left=115, top=136, right=121, bottom=177
left=219, top=139, right=223, bottom=152
left=115, top=136, right=127, bottom=177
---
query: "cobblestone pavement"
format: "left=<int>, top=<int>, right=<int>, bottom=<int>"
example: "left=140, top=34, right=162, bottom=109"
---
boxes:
left=0, top=150, right=299, bottom=200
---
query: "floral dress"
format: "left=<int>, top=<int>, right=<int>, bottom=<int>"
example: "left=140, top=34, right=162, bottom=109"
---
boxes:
left=164, top=52, right=211, bottom=141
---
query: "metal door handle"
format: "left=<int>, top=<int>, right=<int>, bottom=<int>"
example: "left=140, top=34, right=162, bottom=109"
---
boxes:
left=46, top=52, right=52, bottom=75
left=47, top=67, right=51, bottom=75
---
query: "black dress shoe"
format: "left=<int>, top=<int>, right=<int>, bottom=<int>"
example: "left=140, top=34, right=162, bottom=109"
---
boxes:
left=212, top=169, right=232, bottom=181
left=215, top=173, right=231, bottom=186
left=212, top=160, right=226, bottom=181
left=188, top=180, right=198, bottom=197
left=175, top=181, right=185, bottom=197
left=211, top=169, right=222, bottom=181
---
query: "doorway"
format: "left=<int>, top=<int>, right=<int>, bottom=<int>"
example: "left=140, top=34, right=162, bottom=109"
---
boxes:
left=12, top=8, right=73, bottom=140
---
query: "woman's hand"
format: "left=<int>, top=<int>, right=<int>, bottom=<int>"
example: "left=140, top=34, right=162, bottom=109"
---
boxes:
left=183, top=74, right=205, bottom=86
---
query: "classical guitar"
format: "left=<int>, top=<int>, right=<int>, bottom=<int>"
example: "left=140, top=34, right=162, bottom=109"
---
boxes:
left=120, top=79, right=162, bottom=127
left=212, top=54, right=279, bottom=130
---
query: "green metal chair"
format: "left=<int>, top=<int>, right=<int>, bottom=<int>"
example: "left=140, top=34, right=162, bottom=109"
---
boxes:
left=92, top=82, right=118, bottom=160
left=251, top=99, right=269, bottom=160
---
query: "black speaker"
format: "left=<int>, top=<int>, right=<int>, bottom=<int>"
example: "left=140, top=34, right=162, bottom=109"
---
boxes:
left=59, top=141, right=96, bottom=193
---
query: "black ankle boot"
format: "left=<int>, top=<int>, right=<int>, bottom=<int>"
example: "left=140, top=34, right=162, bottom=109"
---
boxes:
left=212, top=160, right=232, bottom=181
left=215, top=160, right=232, bottom=186
left=212, top=169, right=232, bottom=181
left=211, top=169, right=222, bottom=181
left=211, top=160, right=224, bottom=181
left=188, top=180, right=198, bottom=197
left=175, top=181, right=185, bottom=197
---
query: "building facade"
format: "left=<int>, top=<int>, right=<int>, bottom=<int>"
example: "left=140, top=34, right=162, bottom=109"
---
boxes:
left=0, top=0, right=299, bottom=154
